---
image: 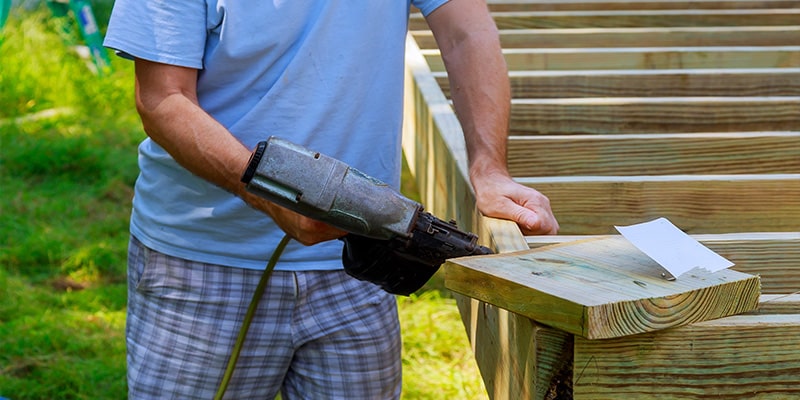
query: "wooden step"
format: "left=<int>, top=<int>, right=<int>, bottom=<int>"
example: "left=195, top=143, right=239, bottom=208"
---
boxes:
left=411, top=26, right=800, bottom=49
left=409, top=9, right=800, bottom=30
left=526, top=232, right=800, bottom=294
left=572, top=312, right=800, bottom=398
left=516, top=174, right=800, bottom=234
left=424, top=47, right=800, bottom=72
left=508, top=96, right=800, bottom=134
left=434, top=68, right=800, bottom=97
left=484, top=0, right=800, bottom=11
left=507, top=132, right=800, bottom=176
left=444, top=235, right=761, bottom=339
left=491, top=9, right=800, bottom=29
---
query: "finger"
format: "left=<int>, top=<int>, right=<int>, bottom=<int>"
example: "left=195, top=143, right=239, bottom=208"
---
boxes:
left=515, top=206, right=557, bottom=235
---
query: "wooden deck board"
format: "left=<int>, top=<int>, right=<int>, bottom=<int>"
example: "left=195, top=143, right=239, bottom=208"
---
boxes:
left=508, top=96, right=800, bottom=134
left=410, top=9, right=800, bottom=31
left=412, top=26, right=800, bottom=49
left=507, top=132, right=800, bottom=176
left=573, top=314, right=800, bottom=399
left=526, top=233, right=800, bottom=294
left=425, top=47, right=800, bottom=72
left=404, top=1, right=800, bottom=396
left=751, top=294, right=800, bottom=314
left=485, top=0, right=800, bottom=12
left=445, top=236, right=761, bottom=339
left=434, top=67, right=800, bottom=97
left=516, top=175, right=800, bottom=234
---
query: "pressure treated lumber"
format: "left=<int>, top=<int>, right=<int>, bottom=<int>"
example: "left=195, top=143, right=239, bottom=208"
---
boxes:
left=411, top=26, right=800, bottom=49
left=455, top=294, right=573, bottom=400
left=506, top=132, right=800, bottom=176
left=434, top=67, right=800, bottom=97
left=409, top=9, right=800, bottom=31
left=445, top=235, right=761, bottom=339
left=751, top=294, right=800, bottom=314
left=701, top=234, right=800, bottom=295
left=403, top=18, right=800, bottom=397
left=509, top=96, right=800, bottom=134
left=424, top=47, right=800, bottom=72
left=527, top=233, right=800, bottom=294
left=494, top=10, right=800, bottom=29
left=402, top=35, right=484, bottom=234
left=485, top=0, right=800, bottom=12
left=517, top=174, right=800, bottom=234
left=572, top=314, right=800, bottom=399
left=404, top=38, right=575, bottom=399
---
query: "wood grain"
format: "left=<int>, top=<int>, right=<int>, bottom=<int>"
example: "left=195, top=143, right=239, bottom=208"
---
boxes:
left=509, top=97, right=800, bottom=134
left=454, top=295, right=573, bottom=400
left=573, top=314, right=800, bottom=399
left=404, top=1, right=800, bottom=396
left=404, top=36, right=575, bottom=400
left=434, top=67, right=800, bottom=98
left=411, top=26, right=800, bottom=49
left=445, top=236, right=761, bottom=339
left=517, top=175, right=800, bottom=234
left=410, top=9, right=800, bottom=31
left=425, top=47, right=800, bottom=72
left=485, top=0, right=800, bottom=12
left=526, top=233, right=800, bottom=294
left=751, top=294, right=800, bottom=314
left=506, top=132, right=800, bottom=176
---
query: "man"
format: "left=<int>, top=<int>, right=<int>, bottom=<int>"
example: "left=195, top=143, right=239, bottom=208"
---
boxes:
left=104, top=0, right=558, bottom=398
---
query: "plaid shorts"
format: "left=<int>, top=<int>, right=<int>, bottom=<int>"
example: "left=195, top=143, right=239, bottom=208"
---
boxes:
left=126, top=236, right=402, bottom=400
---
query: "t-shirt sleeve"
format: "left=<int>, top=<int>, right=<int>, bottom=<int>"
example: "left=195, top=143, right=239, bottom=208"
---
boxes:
left=103, top=0, right=208, bottom=69
left=412, top=0, right=451, bottom=17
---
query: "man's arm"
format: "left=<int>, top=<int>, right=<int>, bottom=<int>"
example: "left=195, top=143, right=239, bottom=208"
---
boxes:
left=425, top=0, right=559, bottom=235
left=133, top=59, right=345, bottom=245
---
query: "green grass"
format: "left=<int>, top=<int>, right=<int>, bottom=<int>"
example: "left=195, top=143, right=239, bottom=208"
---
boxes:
left=0, top=4, right=486, bottom=399
left=398, top=288, right=488, bottom=400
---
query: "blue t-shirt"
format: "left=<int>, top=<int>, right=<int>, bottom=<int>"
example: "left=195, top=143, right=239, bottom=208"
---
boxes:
left=104, top=0, right=448, bottom=270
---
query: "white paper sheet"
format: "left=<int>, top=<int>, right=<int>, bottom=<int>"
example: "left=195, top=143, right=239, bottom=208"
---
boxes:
left=615, top=217, right=734, bottom=280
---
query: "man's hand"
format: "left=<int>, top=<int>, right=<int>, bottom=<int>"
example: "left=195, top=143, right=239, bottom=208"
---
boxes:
left=269, top=210, right=346, bottom=246
left=471, top=171, right=559, bottom=235
left=426, top=0, right=559, bottom=236
left=249, top=198, right=347, bottom=246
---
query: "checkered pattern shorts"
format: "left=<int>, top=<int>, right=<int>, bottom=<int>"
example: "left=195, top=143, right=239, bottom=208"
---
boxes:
left=126, top=236, right=402, bottom=400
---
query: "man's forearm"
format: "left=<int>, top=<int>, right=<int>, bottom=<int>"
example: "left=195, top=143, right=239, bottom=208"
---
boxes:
left=444, top=31, right=511, bottom=180
left=136, top=92, right=296, bottom=223
left=136, top=91, right=251, bottom=196
left=134, top=59, right=253, bottom=198
left=427, top=0, right=512, bottom=179
left=133, top=60, right=346, bottom=244
left=424, top=0, right=559, bottom=234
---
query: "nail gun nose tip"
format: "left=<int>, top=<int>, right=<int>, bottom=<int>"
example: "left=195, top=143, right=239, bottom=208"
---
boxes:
left=474, top=245, right=494, bottom=255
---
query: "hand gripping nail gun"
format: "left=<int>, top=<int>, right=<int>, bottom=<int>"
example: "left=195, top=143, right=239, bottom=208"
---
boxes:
left=240, top=136, right=493, bottom=295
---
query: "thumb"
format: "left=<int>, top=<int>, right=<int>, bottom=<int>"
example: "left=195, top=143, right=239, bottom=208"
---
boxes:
left=514, top=207, right=543, bottom=234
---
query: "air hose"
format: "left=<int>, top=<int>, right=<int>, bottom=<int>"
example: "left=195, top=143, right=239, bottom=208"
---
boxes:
left=214, top=234, right=291, bottom=400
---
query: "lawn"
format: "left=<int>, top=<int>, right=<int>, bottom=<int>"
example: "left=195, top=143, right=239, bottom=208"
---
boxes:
left=0, top=3, right=486, bottom=399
